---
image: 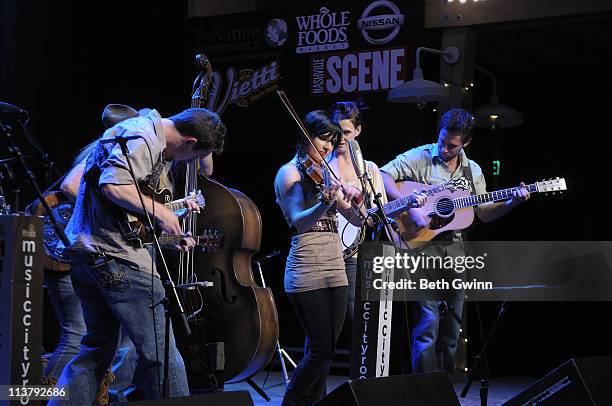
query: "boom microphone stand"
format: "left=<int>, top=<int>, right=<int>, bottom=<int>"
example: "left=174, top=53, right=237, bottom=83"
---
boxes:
left=0, top=117, right=70, bottom=247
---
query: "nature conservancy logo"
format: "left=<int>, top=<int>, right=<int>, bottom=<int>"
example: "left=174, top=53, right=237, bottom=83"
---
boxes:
left=265, top=18, right=288, bottom=48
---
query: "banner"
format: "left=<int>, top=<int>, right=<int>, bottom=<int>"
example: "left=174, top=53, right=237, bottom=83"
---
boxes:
left=189, top=1, right=424, bottom=149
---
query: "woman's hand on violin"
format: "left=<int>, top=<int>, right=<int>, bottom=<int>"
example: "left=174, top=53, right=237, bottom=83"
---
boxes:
left=320, top=177, right=342, bottom=205
left=340, top=183, right=363, bottom=205
left=337, top=183, right=366, bottom=226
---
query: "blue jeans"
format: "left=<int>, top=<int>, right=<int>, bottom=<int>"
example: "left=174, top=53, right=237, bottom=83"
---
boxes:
left=49, top=257, right=189, bottom=405
left=44, top=271, right=87, bottom=383
left=44, top=271, right=137, bottom=397
left=108, top=329, right=138, bottom=401
left=410, top=241, right=466, bottom=373
left=410, top=294, right=464, bottom=373
left=344, top=257, right=357, bottom=329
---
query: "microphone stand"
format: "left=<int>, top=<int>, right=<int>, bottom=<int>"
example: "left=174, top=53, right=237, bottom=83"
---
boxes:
left=112, top=137, right=191, bottom=398
left=21, top=125, right=63, bottom=186
left=0, top=119, right=70, bottom=246
left=362, top=172, right=400, bottom=251
left=460, top=301, right=507, bottom=406
left=360, top=169, right=410, bottom=375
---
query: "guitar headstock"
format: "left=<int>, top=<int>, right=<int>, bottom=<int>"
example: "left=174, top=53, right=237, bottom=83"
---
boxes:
left=446, top=177, right=471, bottom=191
left=188, top=190, right=206, bottom=209
left=199, top=229, right=224, bottom=253
left=536, top=177, right=567, bottom=194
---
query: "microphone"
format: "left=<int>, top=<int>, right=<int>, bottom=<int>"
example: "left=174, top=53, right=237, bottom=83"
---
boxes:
left=98, top=134, right=143, bottom=144
left=0, top=101, right=29, bottom=123
left=348, top=139, right=369, bottom=180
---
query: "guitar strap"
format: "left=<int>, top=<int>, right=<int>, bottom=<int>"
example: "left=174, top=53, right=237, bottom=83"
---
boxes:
left=144, top=115, right=167, bottom=191
left=461, top=160, right=476, bottom=196
left=460, top=159, right=477, bottom=238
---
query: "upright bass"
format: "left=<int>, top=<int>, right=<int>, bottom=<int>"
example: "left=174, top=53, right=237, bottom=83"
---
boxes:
left=168, top=55, right=279, bottom=388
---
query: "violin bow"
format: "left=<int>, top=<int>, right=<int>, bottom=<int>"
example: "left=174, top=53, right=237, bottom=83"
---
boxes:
left=276, top=89, right=341, bottom=181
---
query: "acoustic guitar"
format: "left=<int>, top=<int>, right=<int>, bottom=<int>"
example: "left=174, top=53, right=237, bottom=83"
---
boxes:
left=390, top=177, right=567, bottom=249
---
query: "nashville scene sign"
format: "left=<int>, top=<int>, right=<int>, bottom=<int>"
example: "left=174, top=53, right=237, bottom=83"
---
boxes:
left=310, top=46, right=407, bottom=96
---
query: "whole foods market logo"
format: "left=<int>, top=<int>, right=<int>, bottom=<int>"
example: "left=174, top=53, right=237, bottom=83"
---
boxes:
left=295, top=7, right=350, bottom=54
left=358, top=0, right=404, bottom=45
left=265, top=19, right=288, bottom=48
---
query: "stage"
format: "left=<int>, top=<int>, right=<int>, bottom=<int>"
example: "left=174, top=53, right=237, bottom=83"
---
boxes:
left=227, top=371, right=536, bottom=406
left=3, top=1, right=612, bottom=404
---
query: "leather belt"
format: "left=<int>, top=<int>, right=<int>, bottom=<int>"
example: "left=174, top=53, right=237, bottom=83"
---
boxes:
left=69, top=252, right=109, bottom=266
left=290, top=218, right=338, bottom=236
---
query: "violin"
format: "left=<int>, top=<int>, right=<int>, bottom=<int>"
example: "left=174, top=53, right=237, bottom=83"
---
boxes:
left=277, top=90, right=364, bottom=209
left=298, top=152, right=367, bottom=209
left=298, top=152, right=343, bottom=206
left=298, top=153, right=328, bottom=185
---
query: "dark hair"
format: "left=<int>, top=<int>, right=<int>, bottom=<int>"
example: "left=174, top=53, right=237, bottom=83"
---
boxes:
left=331, top=100, right=368, bottom=128
left=169, top=108, right=226, bottom=154
left=296, top=110, right=341, bottom=155
left=439, top=108, right=475, bottom=143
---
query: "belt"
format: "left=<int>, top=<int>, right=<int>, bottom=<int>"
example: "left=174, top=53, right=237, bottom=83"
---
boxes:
left=290, top=218, right=338, bottom=236
left=69, top=252, right=109, bottom=266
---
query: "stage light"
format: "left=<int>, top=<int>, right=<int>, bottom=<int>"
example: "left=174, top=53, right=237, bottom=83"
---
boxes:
left=474, top=65, right=523, bottom=128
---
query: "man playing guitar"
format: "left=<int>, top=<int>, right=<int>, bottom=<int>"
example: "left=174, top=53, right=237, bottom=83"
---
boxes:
left=380, top=108, right=530, bottom=374
left=48, top=107, right=225, bottom=404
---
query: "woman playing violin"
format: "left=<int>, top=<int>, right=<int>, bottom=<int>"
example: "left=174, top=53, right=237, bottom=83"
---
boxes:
left=274, top=110, right=364, bottom=406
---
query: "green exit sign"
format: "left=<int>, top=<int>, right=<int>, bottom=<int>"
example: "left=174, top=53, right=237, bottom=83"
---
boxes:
left=492, top=160, right=501, bottom=176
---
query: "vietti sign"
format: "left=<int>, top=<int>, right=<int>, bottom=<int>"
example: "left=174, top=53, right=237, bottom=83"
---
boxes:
left=206, top=61, right=280, bottom=114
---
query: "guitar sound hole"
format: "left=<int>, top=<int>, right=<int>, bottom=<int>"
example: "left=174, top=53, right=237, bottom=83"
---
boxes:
left=435, top=198, right=454, bottom=216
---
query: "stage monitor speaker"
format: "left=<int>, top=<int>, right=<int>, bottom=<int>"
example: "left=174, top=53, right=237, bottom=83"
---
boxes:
left=316, top=373, right=460, bottom=406
left=503, top=356, right=612, bottom=405
left=116, top=390, right=253, bottom=406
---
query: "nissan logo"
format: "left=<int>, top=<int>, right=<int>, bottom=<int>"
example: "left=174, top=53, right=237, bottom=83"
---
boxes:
left=358, top=0, right=404, bottom=45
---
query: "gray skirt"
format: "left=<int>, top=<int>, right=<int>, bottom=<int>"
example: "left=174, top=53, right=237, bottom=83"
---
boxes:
left=284, top=232, right=348, bottom=294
